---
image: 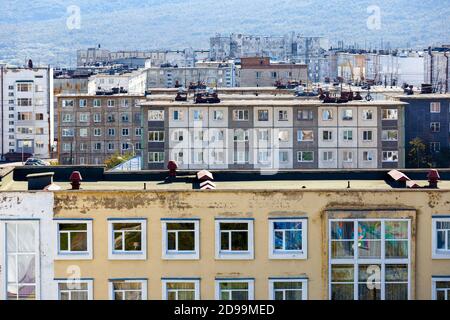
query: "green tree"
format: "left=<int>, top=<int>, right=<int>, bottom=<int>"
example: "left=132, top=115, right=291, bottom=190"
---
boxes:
left=408, top=138, right=428, bottom=168
left=104, top=152, right=134, bottom=169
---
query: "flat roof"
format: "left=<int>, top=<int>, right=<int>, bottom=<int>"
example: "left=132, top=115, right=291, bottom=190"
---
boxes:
left=394, top=93, right=450, bottom=100
left=140, top=99, right=407, bottom=107
left=3, top=179, right=450, bottom=191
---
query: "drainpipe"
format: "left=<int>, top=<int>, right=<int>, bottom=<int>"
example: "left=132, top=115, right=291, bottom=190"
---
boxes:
left=445, top=51, right=449, bottom=94
left=428, top=47, right=433, bottom=89
left=1, top=66, right=3, bottom=157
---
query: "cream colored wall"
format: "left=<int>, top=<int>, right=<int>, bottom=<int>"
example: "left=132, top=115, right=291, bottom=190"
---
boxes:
left=53, top=189, right=450, bottom=300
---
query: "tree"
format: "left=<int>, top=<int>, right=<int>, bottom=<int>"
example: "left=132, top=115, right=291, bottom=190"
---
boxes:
left=408, top=138, right=429, bottom=168
left=104, top=152, right=134, bottom=169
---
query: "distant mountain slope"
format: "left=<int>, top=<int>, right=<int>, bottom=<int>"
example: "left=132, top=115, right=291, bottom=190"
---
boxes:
left=0, top=0, right=449, bottom=66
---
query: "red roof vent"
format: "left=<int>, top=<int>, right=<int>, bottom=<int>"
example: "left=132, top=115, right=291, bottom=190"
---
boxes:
left=167, top=161, right=178, bottom=178
left=427, top=169, right=440, bottom=188
left=69, top=171, right=82, bottom=190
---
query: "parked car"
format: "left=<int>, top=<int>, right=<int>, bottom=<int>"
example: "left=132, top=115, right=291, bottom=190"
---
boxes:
left=24, top=158, right=47, bottom=166
left=4, top=152, right=33, bottom=162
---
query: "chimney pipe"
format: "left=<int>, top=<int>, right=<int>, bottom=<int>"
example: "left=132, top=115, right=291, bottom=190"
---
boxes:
left=428, top=47, right=434, bottom=90
left=445, top=51, right=449, bottom=94
left=427, top=169, right=440, bottom=189
left=69, top=171, right=82, bottom=190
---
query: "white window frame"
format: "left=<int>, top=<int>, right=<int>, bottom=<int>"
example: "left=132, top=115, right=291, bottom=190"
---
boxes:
left=107, top=219, right=147, bottom=260
left=432, top=277, right=450, bottom=300
left=297, top=151, right=314, bottom=163
left=430, top=102, right=441, bottom=113
left=432, top=217, right=450, bottom=259
left=233, top=109, right=249, bottom=121
left=215, top=219, right=254, bottom=260
left=382, top=151, right=399, bottom=162
left=215, top=279, right=254, bottom=300
left=162, top=278, right=200, bottom=300
left=148, top=152, right=165, bottom=163
left=328, top=218, right=411, bottom=300
left=268, top=278, right=308, bottom=300
left=55, top=278, right=93, bottom=300
left=148, top=110, right=165, bottom=121
left=161, top=219, right=200, bottom=260
left=268, top=218, right=308, bottom=259
left=108, top=279, right=147, bottom=300
left=54, top=219, right=93, bottom=260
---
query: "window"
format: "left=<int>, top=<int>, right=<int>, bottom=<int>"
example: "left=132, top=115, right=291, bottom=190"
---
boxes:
left=93, top=113, right=101, bottom=123
left=258, top=150, right=271, bottom=164
left=234, top=150, right=249, bottom=164
left=258, top=110, right=269, bottom=121
left=93, top=99, right=101, bottom=107
left=215, top=219, right=254, bottom=260
left=278, top=110, right=288, bottom=121
left=297, top=130, right=314, bottom=142
left=162, top=220, right=199, bottom=260
left=382, top=109, right=398, bottom=120
left=269, top=279, right=308, bottom=300
left=271, top=72, right=278, bottom=79
left=55, top=220, right=92, bottom=260
left=79, top=128, right=88, bottom=137
left=162, top=279, right=200, bottom=300
left=109, top=279, right=147, bottom=300
left=172, top=130, right=184, bottom=142
left=121, top=99, right=129, bottom=108
left=149, top=152, right=165, bottom=163
left=108, top=219, right=147, bottom=260
left=56, top=279, right=93, bottom=300
left=17, top=83, right=32, bottom=92
left=269, top=218, right=307, bottom=259
left=108, top=128, right=116, bottom=136
left=107, top=100, right=115, bottom=107
left=382, top=151, right=398, bottom=162
left=93, top=142, right=102, bottom=150
left=432, top=218, right=450, bottom=259
left=216, top=279, right=254, bottom=300
left=322, top=109, right=333, bottom=121
left=362, top=110, right=373, bottom=120
left=329, top=219, right=410, bottom=300
left=297, top=151, right=314, bottom=162
left=149, top=131, right=165, bottom=142
left=278, top=130, right=289, bottom=142
left=62, top=99, right=74, bottom=108
left=362, top=131, right=373, bottom=141
left=343, top=151, right=353, bottom=162
left=121, top=128, right=129, bottom=136
left=431, top=122, right=441, bottom=132
left=432, top=277, right=450, bottom=300
left=298, top=109, right=313, bottom=121
left=279, top=151, right=289, bottom=163
left=381, top=130, right=398, bottom=141
left=363, top=151, right=374, bottom=161
left=323, top=151, right=333, bottom=161
left=121, top=113, right=130, bottom=123
left=323, top=130, right=333, bottom=141
left=108, top=143, right=115, bottom=151
left=62, top=128, right=74, bottom=137
left=194, top=130, right=204, bottom=142
left=79, top=99, right=87, bottom=108
left=79, top=113, right=88, bottom=122
left=233, top=110, right=249, bottom=121
left=93, top=128, right=101, bottom=136
left=258, top=129, right=269, bottom=141
left=430, top=102, right=441, bottom=113
left=234, top=129, right=249, bottom=142
left=148, top=110, right=164, bottom=121
left=343, top=130, right=353, bottom=141
left=107, top=114, right=115, bottom=123
left=193, top=110, right=203, bottom=121
left=173, top=109, right=183, bottom=121
left=35, top=113, right=44, bottom=121
left=213, top=110, right=224, bottom=121
left=342, top=109, right=353, bottom=120
left=135, top=128, right=142, bottom=136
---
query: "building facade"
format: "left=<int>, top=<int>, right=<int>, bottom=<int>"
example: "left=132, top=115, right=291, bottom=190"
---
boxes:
left=0, top=66, right=54, bottom=159
left=140, top=100, right=406, bottom=170
left=396, top=94, right=450, bottom=167
left=57, top=94, right=145, bottom=165
left=1, top=167, right=450, bottom=300
left=237, top=57, right=308, bottom=87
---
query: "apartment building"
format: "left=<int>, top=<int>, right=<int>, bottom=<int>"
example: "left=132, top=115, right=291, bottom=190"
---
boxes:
left=0, top=167, right=449, bottom=300
left=395, top=94, right=450, bottom=167
left=0, top=65, right=54, bottom=159
left=140, top=99, right=406, bottom=170
left=145, top=63, right=236, bottom=89
left=237, top=57, right=308, bottom=87
left=425, top=47, right=450, bottom=93
left=57, top=94, right=145, bottom=165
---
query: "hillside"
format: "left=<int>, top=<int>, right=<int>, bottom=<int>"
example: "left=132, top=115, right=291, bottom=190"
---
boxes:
left=0, top=0, right=449, bottom=66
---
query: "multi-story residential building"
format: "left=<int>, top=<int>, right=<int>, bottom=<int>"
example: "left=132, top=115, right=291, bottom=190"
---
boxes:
left=395, top=94, right=450, bottom=167
left=140, top=99, right=406, bottom=170
left=0, top=65, right=54, bottom=159
left=0, top=166, right=449, bottom=300
left=209, top=33, right=328, bottom=83
left=57, top=94, right=145, bottom=165
left=237, top=57, right=308, bottom=87
left=145, top=63, right=236, bottom=89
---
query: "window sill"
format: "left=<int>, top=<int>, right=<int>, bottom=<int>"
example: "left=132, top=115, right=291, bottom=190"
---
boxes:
left=56, top=252, right=93, bottom=260
left=216, top=251, right=254, bottom=260
left=108, top=251, right=146, bottom=260
left=269, top=251, right=306, bottom=260
left=162, top=251, right=199, bottom=260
